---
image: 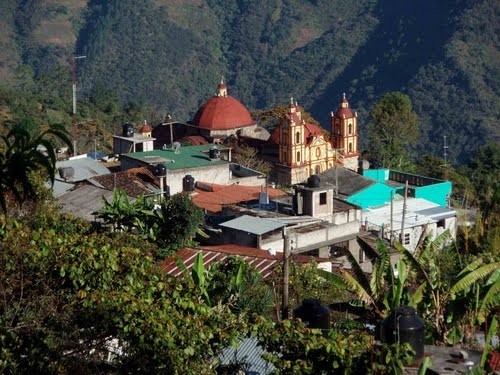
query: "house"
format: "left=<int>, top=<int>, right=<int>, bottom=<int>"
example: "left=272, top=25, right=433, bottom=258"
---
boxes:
left=362, top=197, right=457, bottom=251
left=317, top=167, right=397, bottom=210
left=57, top=167, right=162, bottom=220
left=362, top=169, right=452, bottom=207
left=113, top=122, right=155, bottom=155
left=119, top=144, right=267, bottom=195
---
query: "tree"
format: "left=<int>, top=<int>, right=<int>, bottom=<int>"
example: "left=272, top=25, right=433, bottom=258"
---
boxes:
left=232, top=145, right=273, bottom=175
left=0, top=120, right=72, bottom=212
left=0, top=213, right=245, bottom=374
left=367, top=92, right=419, bottom=170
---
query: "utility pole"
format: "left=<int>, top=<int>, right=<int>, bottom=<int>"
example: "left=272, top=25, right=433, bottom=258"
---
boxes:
left=400, top=181, right=408, bottom=245
left=282, top=231, right=290, bottom=321
left=390, top=191, right=394, bottom=245
left=72, top=55, right=86, bottom=155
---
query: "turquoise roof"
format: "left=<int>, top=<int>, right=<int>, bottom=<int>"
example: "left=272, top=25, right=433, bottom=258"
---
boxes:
left=125, top=144, right=228, bottom=170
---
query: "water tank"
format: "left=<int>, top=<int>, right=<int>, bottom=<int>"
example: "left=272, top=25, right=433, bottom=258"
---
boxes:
left=380, top=306, right=425, bottom=361
left=183, top=175, right=195, bottom=192
left=209, top=147, right=220, bottom=160
left=293, top=298, right=330, bottom=332
left=307, top=175, right=321, bottom=188
left=122, top=122, right=134, bottom=137
left=58, top=167, right=75, bottom=180
left=154, top=163, right=167, bottom=177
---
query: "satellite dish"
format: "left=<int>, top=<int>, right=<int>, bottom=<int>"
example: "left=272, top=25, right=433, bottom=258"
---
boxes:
left=172, top=142, right=181, bottom=154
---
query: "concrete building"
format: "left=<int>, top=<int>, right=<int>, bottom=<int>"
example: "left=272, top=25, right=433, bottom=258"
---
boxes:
left=113, top=122, right=155, bottom=155
left=362, top=197, right=457, bottom=251
left=363, top=169, right=452, bottom=207
left=119, top=144, right=267, bottom=195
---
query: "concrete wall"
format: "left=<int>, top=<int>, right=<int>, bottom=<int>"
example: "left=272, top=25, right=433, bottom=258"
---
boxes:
left=347, top=182, right=396, bottom=210
left=263, top=220, right=360, bottom=255
left=166, top=164, right=231, bottom=195
left=415, top=182, right=452, bottom=207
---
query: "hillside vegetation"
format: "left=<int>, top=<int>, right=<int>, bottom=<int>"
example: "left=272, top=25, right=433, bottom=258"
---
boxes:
left=0, top=0, right=498, bottom=162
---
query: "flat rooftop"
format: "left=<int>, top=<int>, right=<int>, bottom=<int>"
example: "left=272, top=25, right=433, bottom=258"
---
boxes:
left=123, top=144, right=230, bottom=170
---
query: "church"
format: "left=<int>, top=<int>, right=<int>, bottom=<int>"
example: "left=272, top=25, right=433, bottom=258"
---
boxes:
left=150, top=79, right=360, bottom=186
left=269, top=95, right=360, bottom=185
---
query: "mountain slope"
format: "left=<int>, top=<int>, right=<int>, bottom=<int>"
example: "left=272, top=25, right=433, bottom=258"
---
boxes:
left=0, top=0, right=498, bottom=163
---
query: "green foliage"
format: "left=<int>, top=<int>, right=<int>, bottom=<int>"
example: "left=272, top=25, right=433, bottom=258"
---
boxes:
left=0, top=120, right=72, bottom=212
left=208, top=256, right=274, bottom=316
left=152, top=193, right=205, bottom=256
left=256, top=318, right=372, bottom=374
left=0, top=214, right=245, bottom=373
left=367, top=92, right=419, bottom=170
left=369, top=342, right=415, bottom=375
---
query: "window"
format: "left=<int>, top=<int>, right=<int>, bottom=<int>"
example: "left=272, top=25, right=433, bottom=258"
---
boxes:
left=404, top=233, right=410, bottom=245
left=315, top=165, right=321, bottom=174
left=319, top=192, right=327, bottom=205
left=283, top=150, right=287, bottom=162
left=296, top=151, right=301, bottom=162
left=296, top=132, right=300, bottom=144
left=348, top=142, right=353, bottom=153
left=316, top=148, right=321, bottom=158
left=348, top=123, right=352, bottom=134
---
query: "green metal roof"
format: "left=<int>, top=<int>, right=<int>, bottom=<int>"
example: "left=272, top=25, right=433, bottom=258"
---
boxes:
left=125, top=144, right=228, bottom=170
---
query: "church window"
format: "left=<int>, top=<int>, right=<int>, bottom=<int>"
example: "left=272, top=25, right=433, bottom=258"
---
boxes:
left=296, top=132, right=300, bottom=144
left=315, top=165, right=321, bottom=174
left=348, top=123, right=352, bottom=135
left=296, top=151, right=301, bottom=163
left=316, top=148, right=321, bottom=158
left=348, top=142, right=353, bottom=153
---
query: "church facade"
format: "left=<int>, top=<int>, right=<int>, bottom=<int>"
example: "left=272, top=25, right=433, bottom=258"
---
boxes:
left=270, top=95, right=359, bottom=185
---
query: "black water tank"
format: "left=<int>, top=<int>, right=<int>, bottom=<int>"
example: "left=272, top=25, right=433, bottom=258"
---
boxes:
left=380, top=306, right=425, bottom=361
left=122, top=123, right=134, bottom=137
left=183, top=175, right=195, bottom=192
left=209, top=147, right=220, bottom=159
left=307, top=174, right=321, bottom=188
left=293, top=299, right=330, bottom=331
left=154, top=164, right=167, bottom=177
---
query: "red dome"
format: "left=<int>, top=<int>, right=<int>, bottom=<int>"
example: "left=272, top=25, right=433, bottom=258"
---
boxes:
left=335, top=97, right=354, bottom=118
left=192, top=95, right=255, bottom=130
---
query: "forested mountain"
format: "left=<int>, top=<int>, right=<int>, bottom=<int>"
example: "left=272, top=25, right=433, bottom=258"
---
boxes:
left=0, top=0, right=498, bottom=162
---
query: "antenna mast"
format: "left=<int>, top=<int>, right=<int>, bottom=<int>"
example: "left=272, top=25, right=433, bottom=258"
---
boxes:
left=443, top=135, right=449, bottom=180
left=72, top=55, right=86, bottom=155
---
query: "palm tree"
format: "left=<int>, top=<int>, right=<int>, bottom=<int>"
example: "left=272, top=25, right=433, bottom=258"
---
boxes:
left=0, top=121, right=72, bottom=212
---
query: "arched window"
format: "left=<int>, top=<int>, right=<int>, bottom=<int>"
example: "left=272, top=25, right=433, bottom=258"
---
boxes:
left=348, top=142, right=353, bottom=153
left=348, top=123, right=352, bottom=135
left=316, top=148, right=321, bottom=158
left=315, top=165, right=321, bottom=174
left=296, top=132, right=300, bottom=144
left=296, top=151, right=301, bottom=163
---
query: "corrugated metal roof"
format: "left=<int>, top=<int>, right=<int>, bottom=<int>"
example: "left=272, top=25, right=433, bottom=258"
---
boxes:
left=219, top=337, right=275, bottom=374
left=161, top=246, right=280, bottom=280
left=219, top=215, right=286, bottom=235
left=58, top=185, right=134, bottom=221
left=47, top=180, right=74, bottom=197
left=56, top=157, right=111, bottom=182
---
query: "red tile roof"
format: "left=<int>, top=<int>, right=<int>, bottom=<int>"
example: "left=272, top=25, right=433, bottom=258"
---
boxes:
left=192, top=183, right=288, bottom=213
left=161, top=244, right=332, bottom=280
left=138, top=120, right=152, bottom=133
